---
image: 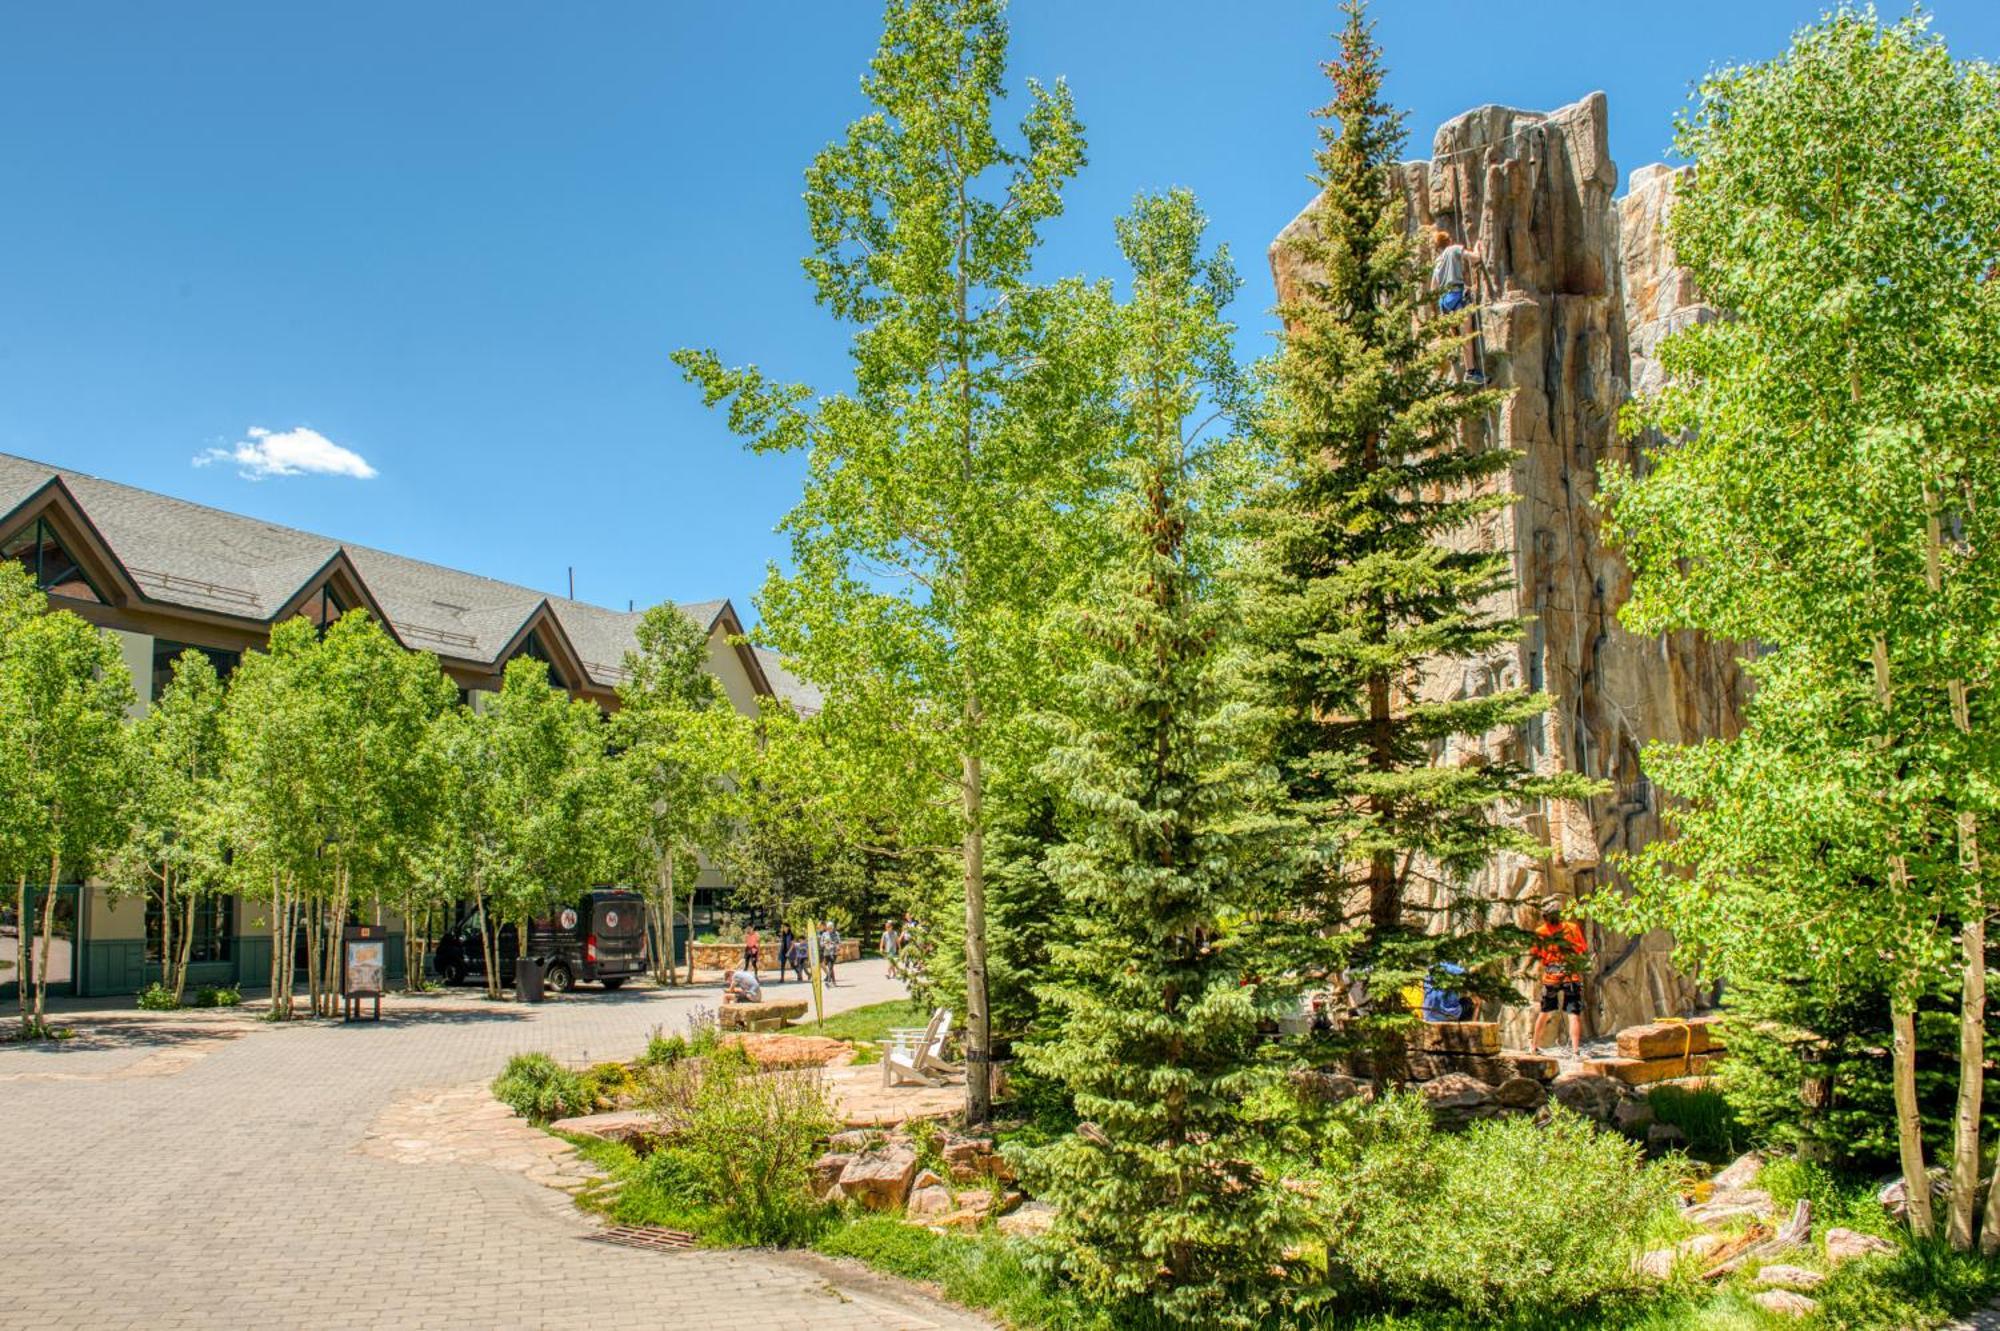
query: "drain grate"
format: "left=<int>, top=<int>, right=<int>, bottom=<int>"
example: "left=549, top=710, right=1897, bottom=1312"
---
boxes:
left=587, top=1224, right=697, bottom=1252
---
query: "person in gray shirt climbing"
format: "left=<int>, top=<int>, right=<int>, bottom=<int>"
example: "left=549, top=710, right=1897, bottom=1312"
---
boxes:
left=1430, top=228, right=1486, bottom=384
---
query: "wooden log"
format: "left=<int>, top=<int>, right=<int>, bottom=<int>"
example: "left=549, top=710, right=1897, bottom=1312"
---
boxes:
left=1617, top=1017, right=1719, bottom=1061
left=1586, top=1050, right=1727, bottom=1086
left=1412, top=1022, right=1500, bottom=1054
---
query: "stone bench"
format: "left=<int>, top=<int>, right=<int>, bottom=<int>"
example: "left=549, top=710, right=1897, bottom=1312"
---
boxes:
left=720, top=999, right=808, bottom=1032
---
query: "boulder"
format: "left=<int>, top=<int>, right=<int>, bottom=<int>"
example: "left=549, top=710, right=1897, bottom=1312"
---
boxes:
left=1750, top=1290, right=1818, bottom=1318
left=1612, top=1096, right=1655, bottom=1135
left=1712, top=1152, right=1765, bottom=1192
left=546, top=1110, right=660, bottom=1149
left=1754, top=1265, right=1825, bottom=1291
left=723, top=1032, right=852, bottom=1068
left=1824, top=1227, right=1896, bottom=1265
left=1685, top=1189, right=1776, bottom=1228
left=718, top=999, right=809, bottom=1032
left=1646, top=1122, right=1689, bottom=1154
left=1412, top=1022, right=1500, bottom=1054
left=1617, top=1017, right=1719, bottom=1061
left=811, top=1152, right=852, bottom=1199
left=1879, top=1169, right=1951, bottom=1222
left=913, top=1168, right=946, bottom=1191
left=906, top=1184, right=954, bottom=1217
left=996, top=1200, right=1056, bottom=1237
left=1420, top=1073, right=1497, bottom=1126
left=837, top=1144, right=919, bottom=1212
left=827, top=1129, right=885, bottom=1153
left=1291, top=1070, right=1367, bottom=1104
left=1637, top=1231, right=1722, bottom=1280
left=942, top=1135, right=1013, bottom=1183
left=1551, top=1073, right=1628, bottom=1125
left=1494, top=1076, right=1547, bottom=1111
left=1584, top=1051, right=1727, bottom=1086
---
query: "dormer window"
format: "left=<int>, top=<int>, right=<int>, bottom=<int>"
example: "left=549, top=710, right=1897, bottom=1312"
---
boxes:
left=512, top=627, right=569, bottom=690
left=301, top=582, right=346, bottom=633
left=1, top=516, right=103, bottom=603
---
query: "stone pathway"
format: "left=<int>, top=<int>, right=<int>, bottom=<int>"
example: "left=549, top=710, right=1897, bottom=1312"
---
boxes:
left=3, top=973, right=993, bottom=1330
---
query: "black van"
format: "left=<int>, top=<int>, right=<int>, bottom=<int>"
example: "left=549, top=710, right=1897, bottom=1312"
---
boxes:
left=434, top=889, right=648, bottom=992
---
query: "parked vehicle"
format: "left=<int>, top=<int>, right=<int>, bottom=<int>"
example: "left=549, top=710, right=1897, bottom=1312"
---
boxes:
left=433, top=889, right=648, bottom=992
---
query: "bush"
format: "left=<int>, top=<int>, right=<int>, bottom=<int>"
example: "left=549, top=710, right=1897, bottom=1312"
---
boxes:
left=136, top=983, right=180, bottom=1011
left=1306, top=1099, right=1678, bottom=1321
left=637, top=1053, right=838, bottom=1246
left=578, top=1061, right=639, bottom=1110
left=1644, top=1085, right=1740, bottom=1160
left=641, top=1029, right=690, bottom=1067
left=491, top=1053, right=589, bottom=1124
left=190, top=984, right=241, bottom=1008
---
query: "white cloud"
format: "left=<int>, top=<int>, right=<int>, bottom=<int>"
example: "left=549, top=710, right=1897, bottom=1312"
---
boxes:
left=195, top=426, right=377, bottom=481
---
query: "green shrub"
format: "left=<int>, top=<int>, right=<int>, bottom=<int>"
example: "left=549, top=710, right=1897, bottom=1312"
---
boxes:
left=1757, top=1156, right=1894, bottom=1237
left=638, top=1054, right=838, bottom=1246
left=491, top=1053, right=588, bottom=1124
left=578, top=1061, right=639, bottom=1109
left=189, top=984, right=241, bottom=1008
left=1812, top=1234, right=2000, bottom=1331
left=817, top=1217, right=1109, bottom=1330
left=1306, top=1099, right=1678, bottom=1321
left=136, top=984, right=179, bottom=1011
left=641, top=1029, right=689, bottom=1067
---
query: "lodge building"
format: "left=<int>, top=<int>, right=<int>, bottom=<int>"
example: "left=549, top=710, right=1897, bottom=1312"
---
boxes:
left=0, top=450, right=818, bottom=1000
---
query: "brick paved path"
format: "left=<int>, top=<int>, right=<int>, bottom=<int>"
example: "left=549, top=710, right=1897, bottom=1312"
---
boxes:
left=1, top=972, right=991, bottom=1330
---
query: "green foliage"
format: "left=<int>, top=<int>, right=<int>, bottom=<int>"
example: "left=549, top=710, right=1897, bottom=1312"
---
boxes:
left=675, top=0, right=1118, bottom=1119
left=1756, top=1156, right=1893, bottom=1238
left=1812, top=1235, right=2000, bottom=1331
left=1016, top=189, right=1293, bottom=1330
left=1295, top=1100, right=1677, bottom=1322
left=136, top=984, right=179, bottom=1011
left=1238, top=0, right=1593, bottom=1031
left=816, top=1219, right=1114, bottom=1331
left=641, top=1030, right=690, bottom=1067
left=1644, top=1085, right=1741, bottom=1161
left=191, top=984, right=241, bottom=1008
left=491, top=1053, right=589, bottom=1125
left=578, top=1061, right=640, bottom=1110
left=635, top=1055, right=839, bottom=1246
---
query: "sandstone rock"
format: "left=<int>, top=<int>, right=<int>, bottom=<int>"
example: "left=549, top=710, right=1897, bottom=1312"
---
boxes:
left=812, top=1152, right=852, bottom=1199
left=1421, top=1073, right=1497, bottom=1126
left=942, top=1135, right=1014, bottom=1183
left=718, top=999, right=808, bottom=1032
left=1755, top=1264, right=1825, bottom=1291
left=1636, top=1231, right=1723, bottom=1280
left=996, top=1200, right=1056, bottom=1237
left=827, top=1129, right=885, bottom=1153
left=1879, top=1169, right=1951, bottom=1221
left=1751, top=1290, right=1818, bottom=1318
left=1646, top=1122, right=1688, bottom=1153
left=1552, top=1073, right=1627, bottom=1124
left=1412, top=1022, right=1499, bottom=1054
left=1612, top=1096, right=1655, bottom=1135
left=1712, top=1152, right=1765, bottom=1192
left=1270, top=96, right=1744, bottom=1046
left=913, top=1168, right=946, bottom=1191
left=1494, top=1076, right=1546, bottom=1110
left=1824, top=1227, right=1896, bottom=1265
left=906, top=1184, right=954, bottom=1218
left=838, top=1144, right=919, bottom=1212
left=1617, top=1017, right=1719, bottom=1061
left=722, top=1032, right=852, bottom=1069
left=1290, top=1070, right=1367, bottom=1104
left=546, top=1110, right=659, bottom=1149
left=1685, top=1189, right=1775, bottom=1228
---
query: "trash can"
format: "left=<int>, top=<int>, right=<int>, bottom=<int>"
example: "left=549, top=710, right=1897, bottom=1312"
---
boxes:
left=516, top=957, right=545, bottom=1003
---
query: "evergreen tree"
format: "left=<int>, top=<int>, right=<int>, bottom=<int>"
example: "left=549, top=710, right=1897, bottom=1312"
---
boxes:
left=1241, top=1, right=1589, bottom=1032
left=1019, top=191, right=1290, bottom=1329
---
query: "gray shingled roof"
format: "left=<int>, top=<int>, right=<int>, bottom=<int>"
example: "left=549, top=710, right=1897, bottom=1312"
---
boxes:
left=0, top=451, right=733, bottom=691
left=752, top=647, right=824, bottom=717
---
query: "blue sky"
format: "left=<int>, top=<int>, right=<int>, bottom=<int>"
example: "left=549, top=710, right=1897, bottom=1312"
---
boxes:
left=4, top=1, right=1997, bottom=621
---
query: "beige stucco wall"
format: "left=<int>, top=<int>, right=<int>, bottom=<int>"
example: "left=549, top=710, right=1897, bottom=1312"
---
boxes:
left=88, top=888, right=146, bottom=942
left=109, top=627, right=151, bottom=719
left=706, top=629, right=760, bottom=718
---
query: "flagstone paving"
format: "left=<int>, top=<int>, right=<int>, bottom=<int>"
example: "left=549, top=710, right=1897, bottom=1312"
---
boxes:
left=2, top=972, right=990, bottom=1330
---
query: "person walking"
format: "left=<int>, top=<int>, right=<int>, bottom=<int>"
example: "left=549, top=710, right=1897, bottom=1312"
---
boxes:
left=789, top=934, right=809, bottom=982
left=881, top=920, right=900, bottom=977
left=1530, top=899, right=1589, bottom=1058
left=743, top=924, right=761, bottom=979
left=777, top=926, right=795, bottom=983
left=819, top=920, right=840, bottom=987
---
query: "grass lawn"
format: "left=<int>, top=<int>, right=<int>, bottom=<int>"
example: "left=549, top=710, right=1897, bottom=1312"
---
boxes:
left=794, top=996, right=934, bottom=1059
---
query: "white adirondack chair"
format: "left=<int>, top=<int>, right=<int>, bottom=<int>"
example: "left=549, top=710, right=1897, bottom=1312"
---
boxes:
left=881, top=1007, right=952, bottom=1087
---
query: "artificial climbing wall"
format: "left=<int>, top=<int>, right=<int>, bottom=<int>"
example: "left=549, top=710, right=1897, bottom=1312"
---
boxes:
left=1272, top=93, right=1746, bottom=1040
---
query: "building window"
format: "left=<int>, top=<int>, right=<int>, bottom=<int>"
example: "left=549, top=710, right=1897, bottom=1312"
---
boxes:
left=152, top=641, right=242, bottom=703
left=513, top=628, right=569, bottom=690
left=1, top=516, right=104, bottom=603
left=301, top=583, right=346, bottom=632
left=146, top=894, right=233, bottom=964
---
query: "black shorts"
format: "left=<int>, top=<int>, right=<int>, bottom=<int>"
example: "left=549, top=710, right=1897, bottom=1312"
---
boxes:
left=1540, top=980, right=1583, bottom=1015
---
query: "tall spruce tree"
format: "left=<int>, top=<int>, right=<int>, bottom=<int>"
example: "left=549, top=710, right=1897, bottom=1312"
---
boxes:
left=1243, top=2, right=1591, bottom=1029
left=1020, top=191, right=1290, bottom=1329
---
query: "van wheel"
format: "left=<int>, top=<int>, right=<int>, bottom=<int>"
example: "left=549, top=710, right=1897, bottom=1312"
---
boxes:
left=601, top=978, right=625, bottom=991
left=545, top=961, right=576, bottom=993
left=442, top=961, right=466, bottom=985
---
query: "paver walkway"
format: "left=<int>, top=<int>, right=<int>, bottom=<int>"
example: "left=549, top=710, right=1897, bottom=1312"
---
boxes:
left=2, top=972, right=991, bottom=1330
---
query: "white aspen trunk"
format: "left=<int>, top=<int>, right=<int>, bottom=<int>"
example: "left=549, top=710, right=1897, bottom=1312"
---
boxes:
left=1951, top=814, right=1983, bottom=1250
left=158, top=871, right=175, bottom=1001
left=655, top=856, right=673, bottom=985
left=962, top=746, right=991, bottom=1124
left=684, top=862, right=695, bottom=987
left=173, top=889, right=195, bottom=1004
left=1893, top=995, right=1937, bottom=1238
left=32, top=845, right=61, bottom=1030
left=267, top=873, right=284, bottom=1018
left=14, top=872, right=28, bottom=1031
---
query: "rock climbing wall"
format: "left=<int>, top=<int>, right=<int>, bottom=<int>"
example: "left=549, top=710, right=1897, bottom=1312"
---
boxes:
left=1271, top=94, right=1745, bottom=1041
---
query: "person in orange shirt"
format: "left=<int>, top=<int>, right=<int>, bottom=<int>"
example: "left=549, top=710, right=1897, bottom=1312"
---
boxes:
left=1530, top=899, right=1588, bottom=1058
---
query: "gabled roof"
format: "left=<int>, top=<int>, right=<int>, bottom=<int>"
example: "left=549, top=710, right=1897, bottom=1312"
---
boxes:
left=0, top=451, right=741, bottom=694
left=753, top=647, right=824, bottom=717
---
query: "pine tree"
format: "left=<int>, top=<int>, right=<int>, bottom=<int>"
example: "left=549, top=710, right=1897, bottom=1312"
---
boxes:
left=1020, top=190, right=1291, bottom=1329
left=1242, top=1, right=1592, bottom=1032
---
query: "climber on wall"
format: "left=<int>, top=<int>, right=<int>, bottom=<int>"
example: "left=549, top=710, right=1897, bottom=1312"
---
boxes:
left=1430, top=227, right=1486, bottom=384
